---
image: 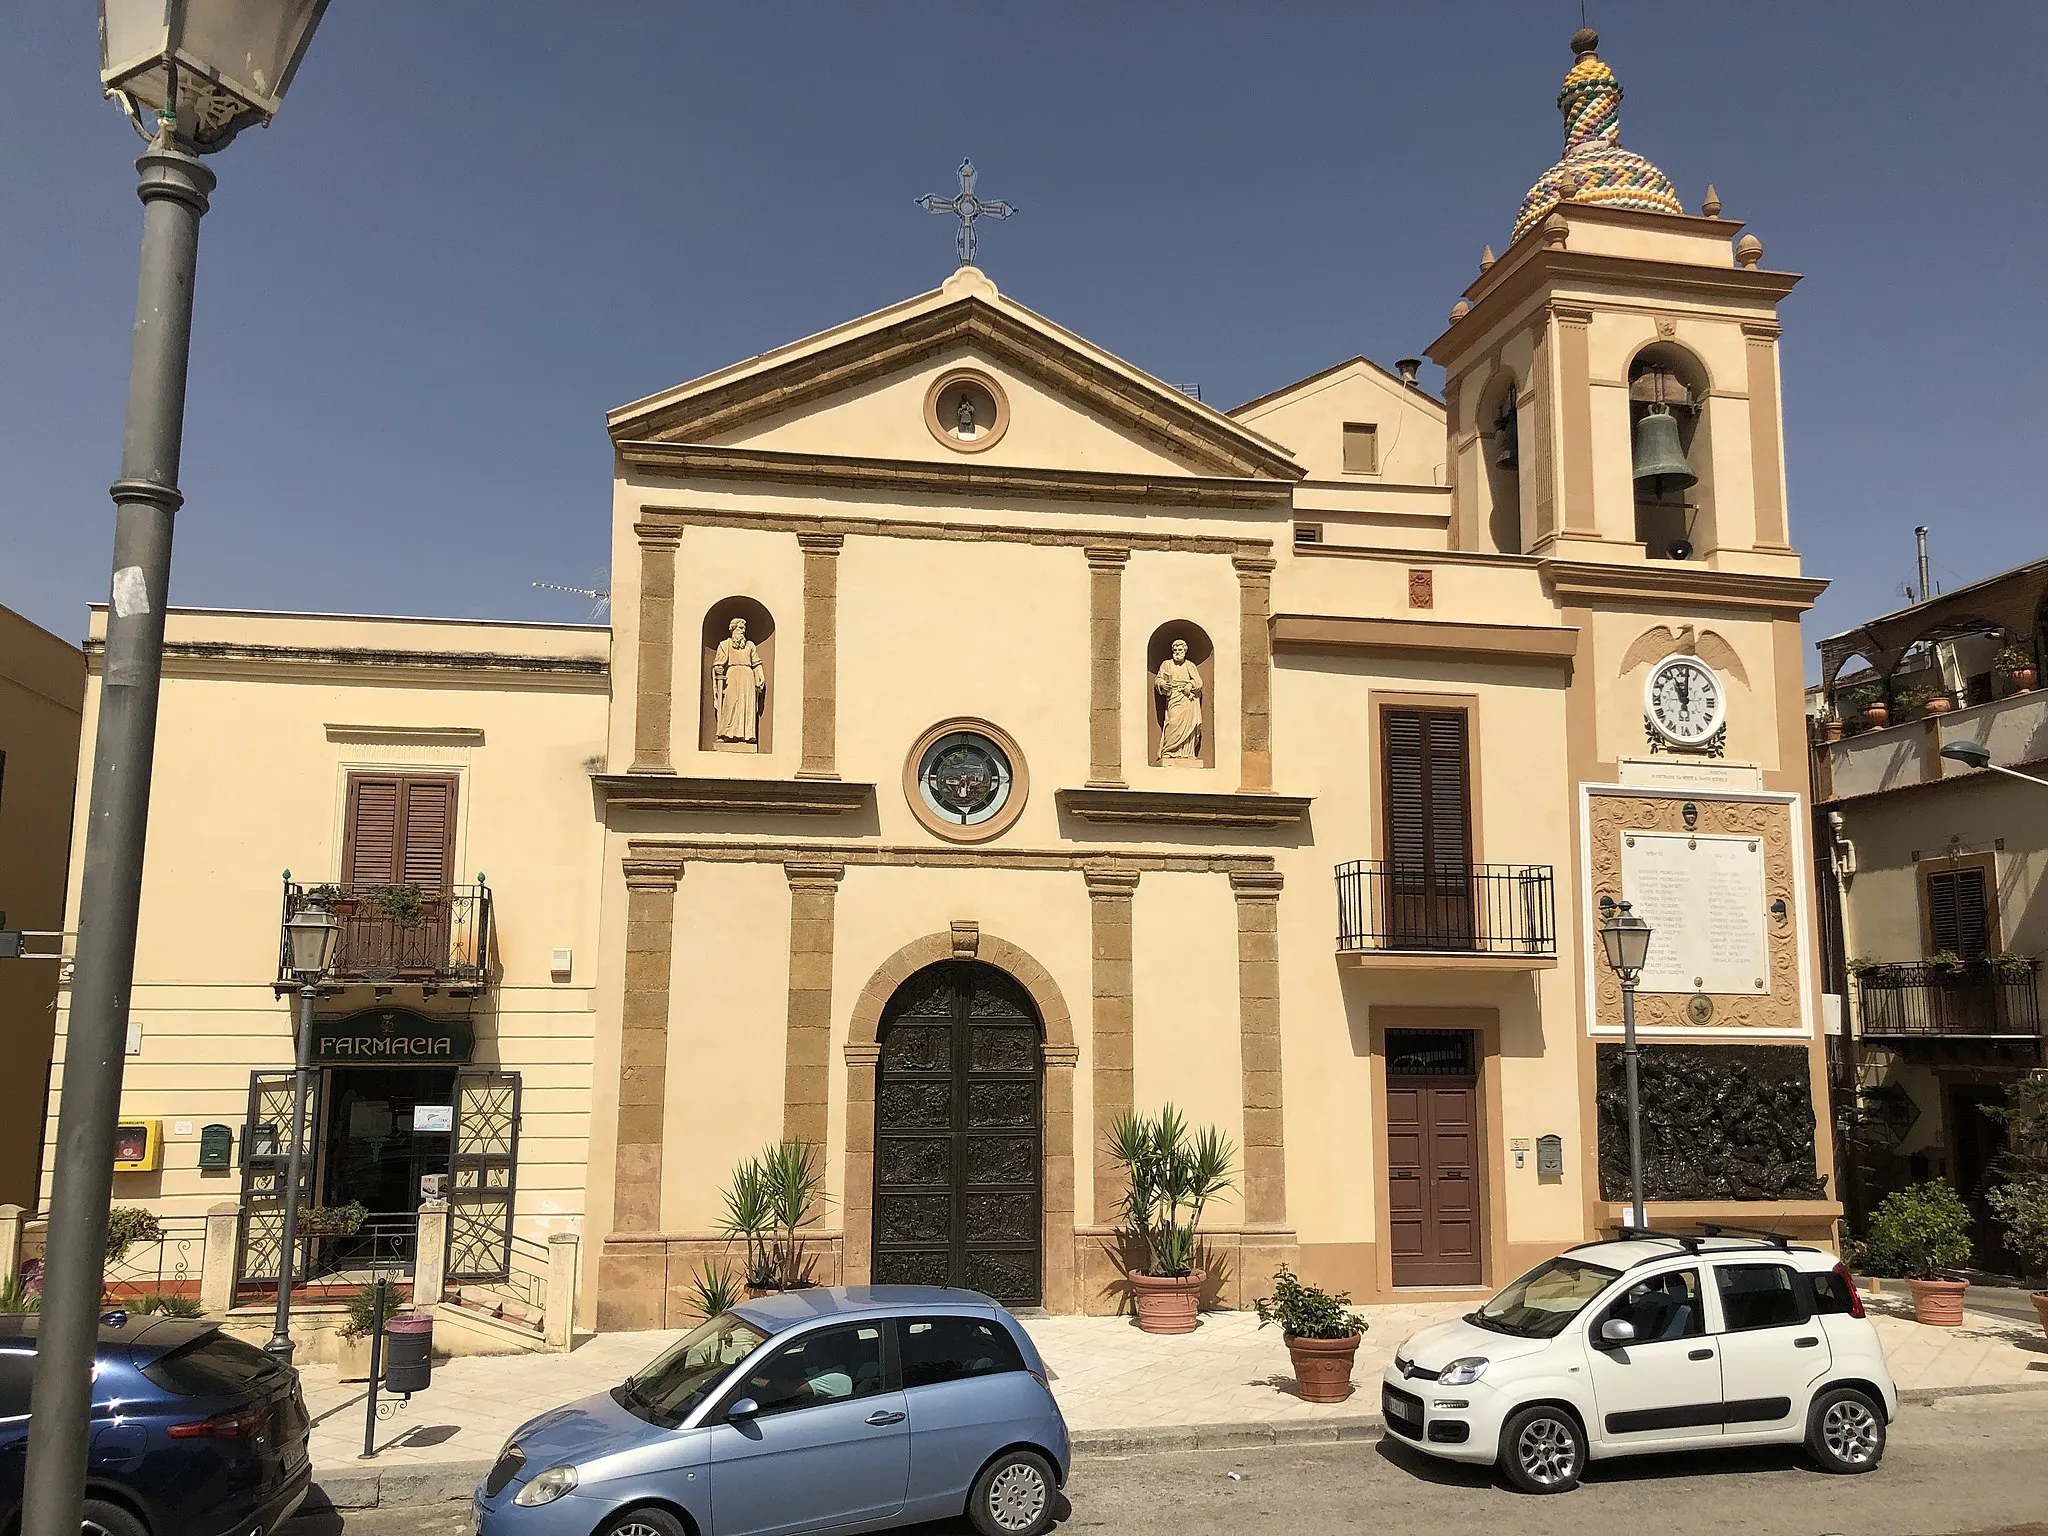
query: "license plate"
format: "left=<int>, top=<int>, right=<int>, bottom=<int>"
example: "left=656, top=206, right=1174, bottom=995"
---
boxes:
left=1387, top=1396, right=1419, bottom=1422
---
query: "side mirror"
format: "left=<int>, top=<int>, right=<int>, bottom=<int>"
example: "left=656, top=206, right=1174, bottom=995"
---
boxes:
left=725, top=1397, right=760, bottom=1420
left=1599, top=1318, right=1637, bottom=1345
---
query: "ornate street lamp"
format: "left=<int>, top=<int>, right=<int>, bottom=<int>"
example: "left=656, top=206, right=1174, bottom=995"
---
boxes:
left=1599, top=900, right=1654, bottom=1232
left=26, top=11, right=326, bottom=1536
left=268, top=898, right=340, bottom=1358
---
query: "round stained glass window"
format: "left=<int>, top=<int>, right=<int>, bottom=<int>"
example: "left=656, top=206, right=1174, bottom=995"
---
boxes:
left=918, top=731, right=1013, bottom=826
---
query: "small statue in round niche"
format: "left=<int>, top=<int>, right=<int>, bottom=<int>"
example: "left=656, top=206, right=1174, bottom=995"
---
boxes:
left=955, top=393, right=979, bottom=433
left=712, top=616, right=767, bottom=749
left=1154, top=637, right=1204, bottom=764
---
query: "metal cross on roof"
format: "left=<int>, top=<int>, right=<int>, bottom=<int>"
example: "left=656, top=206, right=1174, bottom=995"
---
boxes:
left=917, top=159, right=1015, bottom=268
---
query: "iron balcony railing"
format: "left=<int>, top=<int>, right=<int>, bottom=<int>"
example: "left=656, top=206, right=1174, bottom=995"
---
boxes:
left=1856, top=960, right=2041, bottom=1039
left=278, top=877, right=492, bottom=991
left=1335, top=860, right=1557, bottom=957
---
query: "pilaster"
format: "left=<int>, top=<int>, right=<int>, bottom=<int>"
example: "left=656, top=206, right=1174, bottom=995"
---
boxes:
left=1231, top=870, right=1288, bottom=1225
left=797, top=533, right=844, bottom=779
left=613, top=863, right=678, bottom=1233
left=1233, top=556, right=1276, bottom=791
left=783, top=860, right=847, bottom=1147
left=1084, top=547, right=1130, bottom=788
left=1084, top=865, right=1141, bottom=1225
left=630, top=528, right=681, bottom=772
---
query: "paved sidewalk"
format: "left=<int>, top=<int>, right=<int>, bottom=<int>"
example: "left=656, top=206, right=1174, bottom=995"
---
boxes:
left=299, top=1296, right=2048, bottom=1507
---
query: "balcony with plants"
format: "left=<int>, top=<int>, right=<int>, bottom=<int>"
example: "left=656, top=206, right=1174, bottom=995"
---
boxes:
left=276, top=875, right=493, bottom=993
left=1852, top=951, right=2041, bottom=1043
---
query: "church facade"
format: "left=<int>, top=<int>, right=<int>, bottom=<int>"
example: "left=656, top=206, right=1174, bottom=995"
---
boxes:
left=586, top=34, right=1834, bottom=1326
left=40, top=33, right=1838, bottom=1338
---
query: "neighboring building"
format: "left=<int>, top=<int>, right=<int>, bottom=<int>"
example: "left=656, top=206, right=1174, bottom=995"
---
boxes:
left=45, top=31, right=1843, bottom=1339
left=1812, top=560, right=2048, bottom=1270
left=0, top=605, right=84, bottom=1208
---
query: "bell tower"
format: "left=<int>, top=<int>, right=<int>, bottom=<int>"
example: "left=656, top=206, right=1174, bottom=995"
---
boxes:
left=1429, top=29, right=1802, bottom=575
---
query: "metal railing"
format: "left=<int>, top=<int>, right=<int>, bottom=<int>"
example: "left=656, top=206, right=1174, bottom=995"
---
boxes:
left=101, top=1216, right=208, bottom=1304
left=1857, top=960, right=2042, bottom=1039
left=278, top=877, right=492, bottom=990
left=302, top=1216, right=419, bottom=1285
left=445, top=1230, right=550, bottom=1335
left=1335, top=860, right=1557, bottom=957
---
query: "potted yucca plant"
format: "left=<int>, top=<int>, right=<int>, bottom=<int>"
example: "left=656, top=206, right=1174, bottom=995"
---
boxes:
left=1109, top=1104, right=1235, bottom=1334
left=1254, top=1264, right=1369, bottom=1403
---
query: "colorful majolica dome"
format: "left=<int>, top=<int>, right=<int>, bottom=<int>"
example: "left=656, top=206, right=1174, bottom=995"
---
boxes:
left=1510, top=30, right=1684, bottom=246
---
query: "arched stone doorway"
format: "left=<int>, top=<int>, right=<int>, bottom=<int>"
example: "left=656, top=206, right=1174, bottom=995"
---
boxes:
left=872, top=961, right=1044, bottom=1307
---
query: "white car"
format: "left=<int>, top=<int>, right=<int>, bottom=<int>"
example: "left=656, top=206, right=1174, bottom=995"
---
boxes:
left=1381, top=1231, right=1898, bottom=1493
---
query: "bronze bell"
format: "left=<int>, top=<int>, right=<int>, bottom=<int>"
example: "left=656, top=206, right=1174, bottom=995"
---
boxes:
left=1493, top=400, right=1518, bottom=470
left=1631, top=403, right=1696, bottom=497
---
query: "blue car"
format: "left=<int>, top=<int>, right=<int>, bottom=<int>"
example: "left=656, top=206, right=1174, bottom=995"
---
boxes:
left=476, top=1286, right=1071, bottom=1536
left=0, top=1313, right=312, bottom=1536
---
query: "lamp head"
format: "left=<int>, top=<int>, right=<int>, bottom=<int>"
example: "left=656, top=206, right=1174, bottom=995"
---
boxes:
left=1939, top=741, right=1993, bottom=770
left=1600, top=899, right=1653, bottom=980
left=99, top=0, right=328, bottom=151
left=283, top=904, right=338, bottom=980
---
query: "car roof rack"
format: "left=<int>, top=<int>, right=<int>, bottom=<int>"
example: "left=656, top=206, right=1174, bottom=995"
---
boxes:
left=1698, top=1223, right=1793, bottom=1250
left=1608, top=1224, right=1702, bottom=1255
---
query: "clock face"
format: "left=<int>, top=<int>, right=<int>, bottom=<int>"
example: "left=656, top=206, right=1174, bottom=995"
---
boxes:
left=1645, top=655, right=1726, bottom=746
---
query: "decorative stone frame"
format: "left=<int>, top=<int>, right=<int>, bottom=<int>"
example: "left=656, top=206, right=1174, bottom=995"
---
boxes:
left=1144, top=621, right=1216, bottom=769
left=902, top=717, right=1030, bottom=844
left=923, top=368, right=1010, bottom=455
left=842, top=929, right=1078, bottom=1315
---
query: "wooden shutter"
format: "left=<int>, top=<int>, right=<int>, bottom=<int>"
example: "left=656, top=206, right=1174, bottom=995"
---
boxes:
left=1382, top=708, right=1472, bottom=882
left=399, top=777, right=457, bottom=892
left=343, top=775, right=402, bottom=887
left=1925, top=867, right=1991, bottom=959
left=343, top=772, right=457, bottom=891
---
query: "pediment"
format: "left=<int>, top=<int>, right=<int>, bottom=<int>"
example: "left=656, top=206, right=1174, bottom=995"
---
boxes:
left=608, top=269, right=1302, bottom=482
left=1230, top=356, right=1446, bottom=483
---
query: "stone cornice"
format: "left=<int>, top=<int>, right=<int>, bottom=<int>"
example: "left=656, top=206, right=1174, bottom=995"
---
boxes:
left=634, top=501, right=1272, bottom=558
left=1538, top=560, right=1829, bottom=615
left=594, top=774, right=874, bottom=816
left=623, top=838, right=1276, bottom=876
left=608, top=296, right=1304, bottom=482
left=1270, top=613, right=1579, bottom=668
left=85, top=638, right=608, bottom=690
left=619, top=442, right=1296, bottom=512
left=1057, top=787, right=1312, bottom=829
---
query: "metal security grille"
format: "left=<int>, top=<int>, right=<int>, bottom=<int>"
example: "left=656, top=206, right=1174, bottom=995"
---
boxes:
left=236, top=1070, right=324, bottom=1285
left=447, top=1070, right=520, bottom=1282
left=1384, top=1029, right=1477, bottom=1078
left=872, top=961, right=1043, bottom=1308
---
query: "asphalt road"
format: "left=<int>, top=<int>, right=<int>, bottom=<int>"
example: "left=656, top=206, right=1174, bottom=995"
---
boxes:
left=292, top=1390, right=2048, bottom=1536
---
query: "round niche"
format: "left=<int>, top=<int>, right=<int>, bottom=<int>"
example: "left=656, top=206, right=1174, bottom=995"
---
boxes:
left=924, top=368, right=1010, bottom=454
left=902, top=718, right=1029, bottom=842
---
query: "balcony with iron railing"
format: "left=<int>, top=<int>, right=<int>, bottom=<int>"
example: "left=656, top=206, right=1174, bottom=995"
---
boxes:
left=277, top=876, right=493, bottom=994
left=1334, top=860, right=1557, bottom=969
left=1855, top=958, right=2041, bottom=1042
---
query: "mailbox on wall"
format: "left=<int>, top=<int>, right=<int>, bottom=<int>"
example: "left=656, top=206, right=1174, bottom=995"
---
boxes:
left=197, top=1124, right=234, bottom=1169
left=1536, top=1133, right=1565, bottom=1179
left=114, top=1120, right=161, bottom=1172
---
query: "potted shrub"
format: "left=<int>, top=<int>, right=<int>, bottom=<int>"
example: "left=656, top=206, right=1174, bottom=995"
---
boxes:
left=718, top=1141, right=829, bottom=1295
left=1994, top=646, right=2037, bottom=693
left=1866, top=1181, right=1973, bottom=1324
left=1923, top=950, right=1963, bottom=975
left=370, top=883, right=426, bottom=927
left=1108, top=1104, right=1235, bottom=1334
left=1822, top=712, right=1845, bottom=744
left=1254, top=1264, right=1369, bottom=1403
left=685, top=1259, right=743, bottom=1321
left=1988, top=950, right=2036, bottom=983
left=1863, top=697, right=1890, bottom=729
left=295, top=1202, right=368, bottom=1239
left=337, top=1284, right=381, bottom=1381
left=1986, top=1177, right=2048, bottom=1337
left=104, top=1207, right=162, bottom=1264
left=1892, top=684, right=1935, bottom=721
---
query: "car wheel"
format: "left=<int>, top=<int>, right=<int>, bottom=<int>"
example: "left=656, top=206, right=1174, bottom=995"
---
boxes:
left=1498, top=1404, right=1584, bottom=1494
left=592, top=1506, right=690, bottom=1536
left=968, top=1448, right=1059, bottom=1536
left=1807, top=1386, right=1886, bottom=1474
left=81, top=1499, right=149, bottom=1536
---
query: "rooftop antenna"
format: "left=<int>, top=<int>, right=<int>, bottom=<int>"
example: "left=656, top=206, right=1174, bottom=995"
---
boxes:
left=533, top=579, right=611, bottom=622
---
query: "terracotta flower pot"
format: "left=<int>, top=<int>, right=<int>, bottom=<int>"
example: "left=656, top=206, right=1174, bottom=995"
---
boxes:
left=1865, top=703, right=1890, bottom=728
left=1908, top=1276, right=1968, bottom=1326
left=1128, top=1270, right=1205, bottom=1334
left=2031, top=1292, right=2048, bottom=1339
left=1824, top=718, right=1845, bottom=744
left=1286, top=1334, right=1361, bottom=1403
left=1926, top=696, right=1954, bottom=715
left=2012, top=668, right=2037, bottom=693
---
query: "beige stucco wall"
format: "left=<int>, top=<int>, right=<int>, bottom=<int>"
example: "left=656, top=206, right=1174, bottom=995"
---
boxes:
left=44, top=609, right=609, bottom=1260
left=0, top=606, right=84, bottom=1208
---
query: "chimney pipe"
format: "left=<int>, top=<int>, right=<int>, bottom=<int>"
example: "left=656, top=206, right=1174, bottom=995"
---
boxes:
left=1915, top=526, right=1931, bottom=604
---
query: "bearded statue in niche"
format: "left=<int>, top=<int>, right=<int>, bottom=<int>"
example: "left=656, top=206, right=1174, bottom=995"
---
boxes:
left=712, top=616, right=766, bottom=749
left=1154, top=638, right=1203, bottom=764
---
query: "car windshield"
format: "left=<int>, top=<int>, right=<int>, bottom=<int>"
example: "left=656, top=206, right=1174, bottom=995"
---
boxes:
left=1469, top=1257, right=1619, bottom=1339
left=618, top=1313, right=768, bottom=1426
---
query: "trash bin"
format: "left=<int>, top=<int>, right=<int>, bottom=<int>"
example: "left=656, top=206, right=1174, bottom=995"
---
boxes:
left=383, top=1313, right=433, bottom=1394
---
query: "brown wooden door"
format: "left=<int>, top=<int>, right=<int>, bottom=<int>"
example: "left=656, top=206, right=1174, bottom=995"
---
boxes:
left=1381, top=708, right=1474, bottom=949
left=872, top=961, right=1043, bottom=1308
left=1386, top=1033, right=1484, bottom=1286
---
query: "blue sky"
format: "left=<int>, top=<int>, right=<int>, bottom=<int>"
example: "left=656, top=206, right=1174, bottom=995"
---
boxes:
left=4, top=4, right=2042, bottom=664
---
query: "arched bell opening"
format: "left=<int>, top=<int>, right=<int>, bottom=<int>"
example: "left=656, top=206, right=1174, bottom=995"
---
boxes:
left=1629, top=344, right=1714, bottom=562
left=1481, top=371, right=1524, bottom=554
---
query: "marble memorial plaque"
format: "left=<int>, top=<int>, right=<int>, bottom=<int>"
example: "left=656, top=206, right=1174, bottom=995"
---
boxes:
left=1620, top=830, right=1769, bottom=996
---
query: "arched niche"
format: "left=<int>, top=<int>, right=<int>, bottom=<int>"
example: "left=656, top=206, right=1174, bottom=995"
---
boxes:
left=1145, top=620, right=1215, bottom=768
left=1628, top=342, right=1716, bottom=562
left=699, top=597, right=776, bottom=753
left=1481, top=370, right=1523, bottom=555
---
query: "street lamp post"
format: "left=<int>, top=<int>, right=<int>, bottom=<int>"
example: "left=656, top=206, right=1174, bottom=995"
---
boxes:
left=25, top=10, right=325, bottom=1536
left=1599, top=899, right=1655, bottom=1233
left=268, top=900, right=339, bottom=1359
left=1939, top=740, right=2048, bottom=790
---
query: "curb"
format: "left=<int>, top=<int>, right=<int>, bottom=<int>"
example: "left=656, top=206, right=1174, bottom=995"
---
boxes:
left=298, top=1378, right=2048, bottom=1510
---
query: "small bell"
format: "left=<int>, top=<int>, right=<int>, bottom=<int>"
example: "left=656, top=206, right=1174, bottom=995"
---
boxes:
left=1632, top=404, right=1696, bottom=497
left=1493, top=399, right=1519, bottom=470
